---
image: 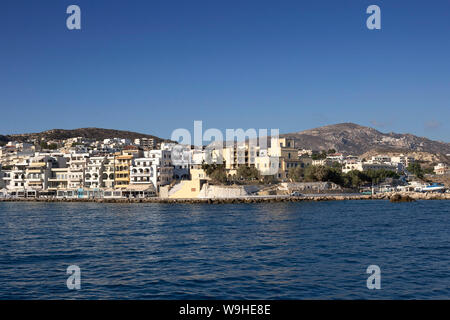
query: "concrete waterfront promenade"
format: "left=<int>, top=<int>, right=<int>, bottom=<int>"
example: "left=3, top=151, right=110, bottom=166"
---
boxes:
left=1, top=192, right=449, bottom=204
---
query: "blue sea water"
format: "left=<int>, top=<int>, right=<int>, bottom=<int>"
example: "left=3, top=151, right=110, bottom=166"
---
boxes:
left=0, top=200, right=449, bottom=299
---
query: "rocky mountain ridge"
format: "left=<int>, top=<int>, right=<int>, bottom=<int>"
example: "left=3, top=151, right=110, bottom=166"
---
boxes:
left=281, top=123, right=450, bottom=158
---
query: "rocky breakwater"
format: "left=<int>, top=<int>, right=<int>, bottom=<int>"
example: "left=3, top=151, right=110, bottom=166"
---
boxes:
left=388, top=192, right=450, bottom=202
left=1, top=192, right=449, bottom=203
left=0, top=194, right=375, bottom=203
left=390, top=193, right=416, bottom=203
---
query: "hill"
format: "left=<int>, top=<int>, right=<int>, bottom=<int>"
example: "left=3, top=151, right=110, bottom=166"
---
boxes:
left=282, top=123, right=450, bottom=157
left=1, top=128, right=168, bottom=144
left=2, top=124, right=449, bottom=162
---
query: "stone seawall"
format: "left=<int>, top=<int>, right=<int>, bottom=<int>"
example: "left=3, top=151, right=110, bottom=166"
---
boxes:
left=1, top=192, right=449, bottom=204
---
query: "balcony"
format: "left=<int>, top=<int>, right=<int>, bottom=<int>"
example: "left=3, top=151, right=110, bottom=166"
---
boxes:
left=70, top=159, right=86, bottom=163
left=27, top=181, right=43, bottom=186
left=28, top=162, right=46, bottom=168
left=48, top=178, right=67, bottom=182
left=27, top=169, right=43, bottom=174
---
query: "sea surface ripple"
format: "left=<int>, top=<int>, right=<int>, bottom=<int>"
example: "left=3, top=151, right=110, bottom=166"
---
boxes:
left=0, top=200, right=449, bottom=299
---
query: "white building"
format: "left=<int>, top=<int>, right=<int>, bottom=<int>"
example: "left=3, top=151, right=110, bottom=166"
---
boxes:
left=134, top=137, right=157, bottom=149
left=130, top=158, right=154, bottom=185
left=48, top=168, right=69, bottom=191
left=342, top=161, right=402, bottom=174
left=66, top=153, right=88, bottom=189
left=326, top=153, right=345, bottom=163
left=371, top=155, right=392, bottom=163
left=85, top=156, right=105, bottom=189
left=312, top=159, right=334, bottom=166
left=102, top=156, right=115, bottom=188
left=161, top=143, right=190, bottom=180
left=25, top=155, right=56, bottom=191
left=391, top=154, right=415, bottom=167
left=6, top=159, right=28, bottom=190
left=142, top=149, right=174, bottom=189
left=434, top=163, right=449, bottom=175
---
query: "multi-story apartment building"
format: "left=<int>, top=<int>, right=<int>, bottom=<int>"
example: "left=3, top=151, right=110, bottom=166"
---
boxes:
left=134, top=137, right=157, bottom=150
left=66, top=153, right=88, bottom=189
left=130, top=158, right=154, bottom=186
left=143, top=149, right=174, bottom=189
left=1, top=169, right=11, bottom=190
left=391, top=154, right=415, bottom=167
left=48, top=168, right=69, bottom=191
left=114, top=154, right=133, bottom=189
left=85, top=156, right=105, bottom=189
left=161, top=143, right=190, bottom=180
left=102, top=156, right=115, bottom=188
left=122, top=145, right=143, bottom=158
left=220, top=143, right=258, bottom=175
left=8, top=159, right=28, bottom=190
left=25, top=156, right=54, bottom=191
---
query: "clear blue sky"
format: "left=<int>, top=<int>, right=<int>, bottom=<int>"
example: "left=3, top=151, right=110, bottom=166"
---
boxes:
left=1, top=0, right=449, bottom=142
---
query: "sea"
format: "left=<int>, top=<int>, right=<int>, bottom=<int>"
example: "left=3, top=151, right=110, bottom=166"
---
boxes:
left=0, top=200, right=449, bottom=299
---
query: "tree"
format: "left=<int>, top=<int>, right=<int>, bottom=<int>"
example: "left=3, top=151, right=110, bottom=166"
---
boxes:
left=330, top=161, right=342, bottom=170
left=236, top=165, right=260, bottom=181
left=209, top=167, right=228, bottom=184
left=327, top=167, right=344, bottom=185
left=311, top=151, right=327, bottom=160
left=288, top=166, right=304, bottom=182
left=364, top=169, right=399, bottom=184
left=342, top=170, right=370, bottom=188
left=407, top=162, right=424, bottom=178
left=304, top=165, right=341, bottom=184
left=201, top=162, right=228, bottom=183
left=300, top=165, right=401, bottom=189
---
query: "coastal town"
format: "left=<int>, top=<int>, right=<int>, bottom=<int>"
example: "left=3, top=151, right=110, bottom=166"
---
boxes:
left=0, top=134, right=449, bottom=201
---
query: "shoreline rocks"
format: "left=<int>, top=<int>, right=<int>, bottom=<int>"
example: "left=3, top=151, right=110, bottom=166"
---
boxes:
left=390, top=194, right=416, bottom=203
left=0, top=192, right=449, bottom=204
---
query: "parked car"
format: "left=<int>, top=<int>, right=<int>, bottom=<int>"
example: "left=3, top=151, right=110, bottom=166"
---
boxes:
left=290, top=191, right=302, bottom=197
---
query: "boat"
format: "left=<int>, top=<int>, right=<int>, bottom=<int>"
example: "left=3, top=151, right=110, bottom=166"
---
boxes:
left=421, top=183, right=446, bottom=193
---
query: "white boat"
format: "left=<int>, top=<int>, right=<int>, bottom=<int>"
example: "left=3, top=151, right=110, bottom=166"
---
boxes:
left=421, top=183, right=446, bottom=193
